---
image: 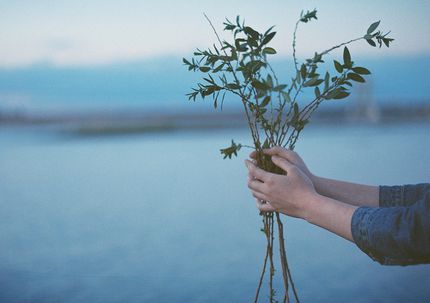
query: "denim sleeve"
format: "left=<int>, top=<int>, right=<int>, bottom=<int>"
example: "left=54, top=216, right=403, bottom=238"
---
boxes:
left=351, top=189, right=430, bottom=266
left=379, top=183, right=430, bottom=207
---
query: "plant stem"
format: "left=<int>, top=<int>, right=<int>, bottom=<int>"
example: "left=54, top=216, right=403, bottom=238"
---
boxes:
left=275, top=213, right=290, bottom=303
left=254, top=217, right=270, bottom=303
left=269, top=214, right=275, bottom=302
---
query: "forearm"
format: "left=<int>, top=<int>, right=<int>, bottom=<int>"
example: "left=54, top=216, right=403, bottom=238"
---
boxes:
left=313, top=175, right=379, bottom=207
left=301, top=193, right=357, bottom=242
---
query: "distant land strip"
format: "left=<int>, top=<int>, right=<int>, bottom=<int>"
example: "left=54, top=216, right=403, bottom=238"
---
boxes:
left=1, top=102, right=430, bottom=136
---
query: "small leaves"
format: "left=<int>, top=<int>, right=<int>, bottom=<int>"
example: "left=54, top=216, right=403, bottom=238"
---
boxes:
left=300, top=64, right=307, bottom=80
left=199, top=66, right=211, bottom=73
left=366, top=39, right=377, bottom=47
left=300, top=9, right=318, bottom=23
left=220, top=140, right=242, bottom=159
left=260, top=96, right=271, bottom=107
left=324, top=72, right=330, bottom=92
left=325, top=87, right=350, bottom=100
left=314, top=86, right=321, bottom=98
left=251, top=79, right=271, bottom=90
left=244, top=26, right=260, bottom=40
left=273, top=84, right=287, bottom=92
left=332, top=91, right=350, bottom=100
left=367, top=20, right=380, bottom=35
left=352, top=67, right=371, bottom=75
left=347, top=73, right=365, bottom=83
left=263, top=47, right=277, bottom=55
left=261, top=31, right=276, bottom=46
left=333, top=60, right=343, bottom=73
left=382, top=37, right=394, bottom=48
left=343, top=47, right=352, bottom=68
left=303, top=77, right=323, bottom=87
left=226, top=83, right=241, bottom=90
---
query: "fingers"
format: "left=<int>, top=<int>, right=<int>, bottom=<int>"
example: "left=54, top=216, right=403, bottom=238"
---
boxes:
left=247, top=178, right=266, bottom=193
left=249, top=146, right=296, bottom=161
left=271, top=155, right=294, bottom=173
left=263, top=146, right=295, bottom=160
left=245, top=160, right=272, bottom=182
left=255, top=199, right=275, bottom=212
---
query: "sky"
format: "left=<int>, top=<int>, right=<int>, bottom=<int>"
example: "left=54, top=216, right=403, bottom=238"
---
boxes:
left=0, top=0, right=430, bottom=67
left=0, top=1, right=429, bottom=111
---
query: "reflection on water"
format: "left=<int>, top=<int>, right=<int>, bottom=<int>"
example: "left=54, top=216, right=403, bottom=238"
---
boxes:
left=0, top=123, right=430, bottom=303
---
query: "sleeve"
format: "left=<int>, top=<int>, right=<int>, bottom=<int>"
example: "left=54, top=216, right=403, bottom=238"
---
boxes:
left=351, top=188, right=430, bottom=266
left=379, top=183, right=430, bottom=207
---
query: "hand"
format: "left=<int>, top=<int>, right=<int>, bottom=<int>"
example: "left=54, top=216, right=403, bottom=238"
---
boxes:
left=250, top=146, right=315, bottom=183
left=245, top=156, right=317, bottom=219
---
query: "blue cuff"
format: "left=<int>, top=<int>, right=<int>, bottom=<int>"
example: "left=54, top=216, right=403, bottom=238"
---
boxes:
left=351, top=207, right=385, bottom=264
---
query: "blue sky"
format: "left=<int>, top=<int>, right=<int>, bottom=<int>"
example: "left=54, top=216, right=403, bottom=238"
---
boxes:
left=0, top=1, right=429, bottom=111
left=1, top=0, right=429, bottom=67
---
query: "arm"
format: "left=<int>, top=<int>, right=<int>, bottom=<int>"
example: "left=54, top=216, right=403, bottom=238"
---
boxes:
left=251, top=147, right=379, bottom=207
left=303, top=193, right=357, bottom=242
left=246, top=156, right=430, bottom=266
left=314, top=176, right=379, bottom=207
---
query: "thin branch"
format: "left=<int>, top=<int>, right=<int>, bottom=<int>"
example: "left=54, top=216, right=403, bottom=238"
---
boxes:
left=319, top=36, right=363, bottom=56
left=292, top=20, right=300, bottom=73
left=255, top=217, right=270, bottom=303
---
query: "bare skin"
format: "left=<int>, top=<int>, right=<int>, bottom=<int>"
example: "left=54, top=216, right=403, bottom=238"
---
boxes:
left=245, top=147, right=379, bottom=242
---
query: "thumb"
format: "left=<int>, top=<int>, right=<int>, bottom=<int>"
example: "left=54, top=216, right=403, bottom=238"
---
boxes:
left=271, top=155, right=294, bottom=173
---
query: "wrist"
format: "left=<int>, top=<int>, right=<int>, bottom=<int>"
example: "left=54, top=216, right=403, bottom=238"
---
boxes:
left=310, top=174, right=322, bottom=193
left=299, top=191, right=322, bottom=222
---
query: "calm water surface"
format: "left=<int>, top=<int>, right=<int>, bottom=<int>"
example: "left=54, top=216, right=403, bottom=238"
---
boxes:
left=1, top=123, right=430, bottom=303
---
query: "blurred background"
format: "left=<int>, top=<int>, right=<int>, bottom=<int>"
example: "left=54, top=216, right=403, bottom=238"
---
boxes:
left=1, top=1, right=430, bottom=302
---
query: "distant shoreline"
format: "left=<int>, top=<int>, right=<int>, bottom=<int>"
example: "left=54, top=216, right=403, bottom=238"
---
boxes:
left=1, top=102, right=430, bottom=136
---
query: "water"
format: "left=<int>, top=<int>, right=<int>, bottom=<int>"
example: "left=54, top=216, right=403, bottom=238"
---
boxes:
left=1, top=123, right=430, bottom=302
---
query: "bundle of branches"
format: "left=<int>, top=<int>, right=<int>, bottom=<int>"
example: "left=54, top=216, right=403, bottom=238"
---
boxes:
left=183, top=9, right=393, bottom=303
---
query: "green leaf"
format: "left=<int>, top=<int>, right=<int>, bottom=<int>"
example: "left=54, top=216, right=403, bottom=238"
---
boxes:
left=366, top=39, right=376, bottom=47
left=273, top=84, right=287, bottom=92
left=220, top=140, right=242, bottom=159
left=262, top=47, right=277, bottom=55
left=343, top=47, right=351, bottom=67
left=244, top=26, right=259, bottom=39
left=261, top=32, right=276, bottom=46
left=367, top=20, right=380, bottom=35
left=332, top=91, right=350, bottom=100
left=314, top=86, right=321, bottom=98
left=260, top=96, right=271, bottom=107
left=300, top=64, right=307, bottom=80
left=352, top=67, right=371, bottom=75
left=347, top=73, right=365, bottom=83
left=183, top=58, right=191, bottom=65
left=294, top=103, right=299, bottom=117
left=303, top=77, right=323, bottom=87
left=199, top=66, right=211, bottom=73
left=251, top=79, right=270, bottom=90
left=334, top=60, right=343, bottom=73
left=226, top=83, right=241, bottom=90
left=324, top=72, right=330, bottom=92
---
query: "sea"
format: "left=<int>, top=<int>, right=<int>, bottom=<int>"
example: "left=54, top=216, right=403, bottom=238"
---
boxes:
left=1, top=122, right=430, bottom=302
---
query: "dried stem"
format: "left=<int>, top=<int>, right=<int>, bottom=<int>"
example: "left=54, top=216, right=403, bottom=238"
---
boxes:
left=254, top=216, right=270, bottom=303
